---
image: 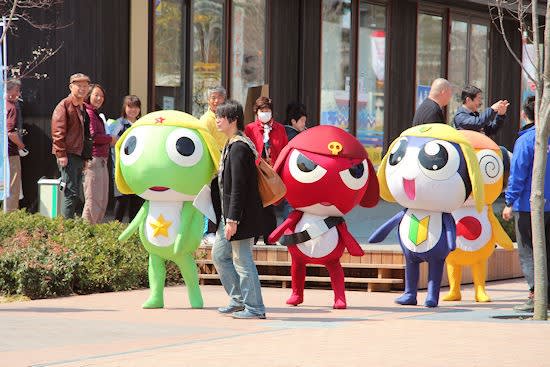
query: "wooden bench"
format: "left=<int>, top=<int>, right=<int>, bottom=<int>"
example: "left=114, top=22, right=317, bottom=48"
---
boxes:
left=195, top=259, right=404, bottom=292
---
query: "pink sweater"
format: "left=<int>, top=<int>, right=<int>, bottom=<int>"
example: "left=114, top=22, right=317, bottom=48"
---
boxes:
left=85, top=103, right=111, bottom=158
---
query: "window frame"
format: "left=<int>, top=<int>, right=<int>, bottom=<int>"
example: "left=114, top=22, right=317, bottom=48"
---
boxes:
left=150, top=0, right=270, bottom=114
left=414, top=6, right=448, bottom=108
left=448, top=12, right=490, bottom=109
left=318, top=0, right=389, bottom=137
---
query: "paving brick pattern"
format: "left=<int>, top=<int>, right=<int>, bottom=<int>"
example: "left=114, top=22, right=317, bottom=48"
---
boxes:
left=0, top=278, right=548, bottom=367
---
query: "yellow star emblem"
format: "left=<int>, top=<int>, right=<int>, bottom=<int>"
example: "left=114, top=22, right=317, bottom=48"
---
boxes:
left=149, top=214, right=172, bottom=237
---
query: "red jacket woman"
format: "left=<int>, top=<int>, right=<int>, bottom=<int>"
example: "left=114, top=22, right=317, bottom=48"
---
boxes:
left=244, top=97, right=288, bottom=245
left=244, top=97, right=288, bottom=166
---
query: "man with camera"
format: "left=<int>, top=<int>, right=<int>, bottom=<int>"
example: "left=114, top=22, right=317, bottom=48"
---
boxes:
left=51, top=73, right=92, bottom=218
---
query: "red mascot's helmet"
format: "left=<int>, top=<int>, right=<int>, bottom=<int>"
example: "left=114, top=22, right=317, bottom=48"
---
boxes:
left=274, top=125, right=379, bottom=215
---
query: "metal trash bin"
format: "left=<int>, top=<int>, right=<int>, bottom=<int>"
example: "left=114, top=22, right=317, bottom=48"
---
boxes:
left=37, top=177, right=65, bottom=218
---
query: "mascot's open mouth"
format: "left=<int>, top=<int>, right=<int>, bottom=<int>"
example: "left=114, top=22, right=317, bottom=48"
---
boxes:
left=149, top=186, right=169, bottom=192
left=403, top=178, right=416, bottom=200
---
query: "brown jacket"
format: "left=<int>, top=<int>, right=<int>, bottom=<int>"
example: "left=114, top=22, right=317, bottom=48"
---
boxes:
left=51, top=94, right=85, bottom=158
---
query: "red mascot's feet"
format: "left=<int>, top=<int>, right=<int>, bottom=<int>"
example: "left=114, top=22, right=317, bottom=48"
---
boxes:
left=286, top=294, right=303, bottom=306
left=333, top=299, right=347, bottom=309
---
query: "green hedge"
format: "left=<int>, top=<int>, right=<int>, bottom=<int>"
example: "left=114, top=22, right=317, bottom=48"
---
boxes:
left=0, top=210, right=191, bottom=299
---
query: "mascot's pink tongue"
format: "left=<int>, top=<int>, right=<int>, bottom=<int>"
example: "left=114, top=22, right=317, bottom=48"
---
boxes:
left=456, top=216, right=482, bottom=240
left=403, top=178, right=415, bottom=200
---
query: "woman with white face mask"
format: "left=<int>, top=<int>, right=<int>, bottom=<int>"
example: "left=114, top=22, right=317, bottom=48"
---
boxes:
left=244, top=96, right=288, bottom=245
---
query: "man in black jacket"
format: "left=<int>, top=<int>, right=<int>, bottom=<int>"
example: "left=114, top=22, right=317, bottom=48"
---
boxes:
left=412, top=78, right=453, bottom=126
left=211, top=100, right=266, bottom=320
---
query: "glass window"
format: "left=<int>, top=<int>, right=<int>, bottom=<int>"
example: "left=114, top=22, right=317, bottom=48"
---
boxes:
left=469, top=24, right=488, bottom=103
left=231, top=0, right=266, bottom=115
left=154, top=0, right=184, bottom=111
left=447, top=19, right=489, bottom=123
left=416, top=14, right=443, bottom=107
left=320, top=0, right=352, bottom=131
left=356, top=2, right=386, bottom=166
left=448, top=20, right=468, bottom=122
left=192, top=0, right=225, bottom=116
left=520, top=42, right=540, bottom=127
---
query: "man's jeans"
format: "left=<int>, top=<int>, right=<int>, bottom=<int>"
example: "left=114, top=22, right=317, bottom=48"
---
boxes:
left=212, top=221, right=265, bottom=315
left=5, top=155, right=21, bottom=212
left=59, top=154, right=84, bottom=218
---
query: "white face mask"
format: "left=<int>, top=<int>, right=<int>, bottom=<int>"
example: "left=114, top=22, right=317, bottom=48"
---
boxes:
left=258, top=111, right=272, bottom=123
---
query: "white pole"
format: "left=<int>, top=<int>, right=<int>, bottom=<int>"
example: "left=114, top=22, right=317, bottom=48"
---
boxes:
left=1, top=16, right=7, bottom=214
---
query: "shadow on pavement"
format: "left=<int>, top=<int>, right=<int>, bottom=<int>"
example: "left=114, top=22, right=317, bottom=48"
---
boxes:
left=0, top=307, right=116, bottom=313
left=266, top=307, right=332, bottom=314
left=349, top=306, right=472, bottom=313
left=444, top=302, right=518, bottom=309
left=264, top=316, right=378, bottom=323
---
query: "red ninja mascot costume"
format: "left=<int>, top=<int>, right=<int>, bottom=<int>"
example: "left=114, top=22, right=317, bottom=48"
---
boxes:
left=268, top=125, right=379, bottom=309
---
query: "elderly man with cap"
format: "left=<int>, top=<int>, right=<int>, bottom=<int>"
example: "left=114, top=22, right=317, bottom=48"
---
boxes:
left=51, top=73, right=93, bottom=218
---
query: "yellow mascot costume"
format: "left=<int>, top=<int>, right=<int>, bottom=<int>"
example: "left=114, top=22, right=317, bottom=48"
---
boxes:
left=444, top=130, right=513, bottom=302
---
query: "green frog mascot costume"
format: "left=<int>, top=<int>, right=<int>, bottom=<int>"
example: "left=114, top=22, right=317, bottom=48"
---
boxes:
left=115, top=110, right=220, bottom=309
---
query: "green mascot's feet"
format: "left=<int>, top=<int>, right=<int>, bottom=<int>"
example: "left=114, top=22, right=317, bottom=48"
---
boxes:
left=142, top=296, right=164, bottom=309
left=188, top=291, right=204, bottom=309
left=190, top=298, right=204, bottom=309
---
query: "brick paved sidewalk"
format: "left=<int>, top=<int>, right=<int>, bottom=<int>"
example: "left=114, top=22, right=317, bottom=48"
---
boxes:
left=0, top=278, right=548, bottom=367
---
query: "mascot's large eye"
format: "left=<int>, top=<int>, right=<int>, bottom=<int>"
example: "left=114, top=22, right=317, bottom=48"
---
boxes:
left=289, top=149, right=327, bottom=183
left=120, top=127, right=147, bottom=166
left=418, top=140, right=460, bottom=181
left=389, top=138, right=408, bottom=166
left=166, top=128, right=204, bottom=167
left=339, top=160, right=369, bottom=190
left=477, top=149, right=503, bottom=184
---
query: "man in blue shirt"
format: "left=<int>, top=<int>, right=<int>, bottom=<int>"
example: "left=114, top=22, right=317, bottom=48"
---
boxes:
left=453, top=85, right=509, bottom=137
left=502, top=95, right=550, bottom=312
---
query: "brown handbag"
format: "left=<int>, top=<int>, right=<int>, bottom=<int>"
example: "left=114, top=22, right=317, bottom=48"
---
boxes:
left=256, top=157, right=286, bottom=207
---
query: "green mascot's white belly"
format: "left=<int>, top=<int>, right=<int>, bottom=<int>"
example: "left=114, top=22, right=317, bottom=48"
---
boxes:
left=145, top=202, right=183, bottom=247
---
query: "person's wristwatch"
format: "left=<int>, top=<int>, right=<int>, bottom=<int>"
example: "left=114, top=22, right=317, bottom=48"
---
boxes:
left=504, top=200, right=513, bottom=208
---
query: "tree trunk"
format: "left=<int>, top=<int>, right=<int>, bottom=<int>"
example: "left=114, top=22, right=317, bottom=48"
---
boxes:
left=531, top=107, right=549, bottom=320
left=530, top=0, right=549, bottom=321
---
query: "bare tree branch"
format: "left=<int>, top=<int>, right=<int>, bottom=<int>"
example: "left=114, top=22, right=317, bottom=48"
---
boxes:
left=0, top=0, right=67, bottom=35
left=491, top=0, right=539, bottom=86
left=8, top=43, right=61, bottom=79
left=0, top=0, right=18, bottom=45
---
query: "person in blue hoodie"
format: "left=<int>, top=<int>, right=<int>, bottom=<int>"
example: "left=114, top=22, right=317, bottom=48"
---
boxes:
left=502, top=95, right=550, bottom=312
left=453, top=85, right=509, bottom=137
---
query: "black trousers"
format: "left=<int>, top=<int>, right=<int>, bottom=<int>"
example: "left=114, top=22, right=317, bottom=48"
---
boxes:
left=255, top=204, right=277, bottom=245
left=114, top=194, right=144, bottom=223
left=515, top=211, right=550, bottom=296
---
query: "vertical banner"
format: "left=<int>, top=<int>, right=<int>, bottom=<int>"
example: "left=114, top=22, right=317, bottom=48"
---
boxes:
left=520, top=42, right=540, bottom=127
left=0, top=33, right=7, bottom=203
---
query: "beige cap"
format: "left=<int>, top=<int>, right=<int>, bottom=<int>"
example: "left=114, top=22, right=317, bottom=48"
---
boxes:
left=69, top=73, right=90, bottom=84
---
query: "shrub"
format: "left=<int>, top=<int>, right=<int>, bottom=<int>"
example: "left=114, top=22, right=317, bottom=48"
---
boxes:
left=0, top=210, right=206, bottom=299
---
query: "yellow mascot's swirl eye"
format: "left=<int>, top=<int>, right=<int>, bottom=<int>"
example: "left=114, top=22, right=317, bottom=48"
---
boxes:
left=477, top=149, right=503, bottom=184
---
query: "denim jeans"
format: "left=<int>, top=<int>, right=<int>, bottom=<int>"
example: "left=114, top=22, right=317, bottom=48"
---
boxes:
left=212, top=220, right=265, bottom=315
left=59, top=154, right=84, bottom=218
